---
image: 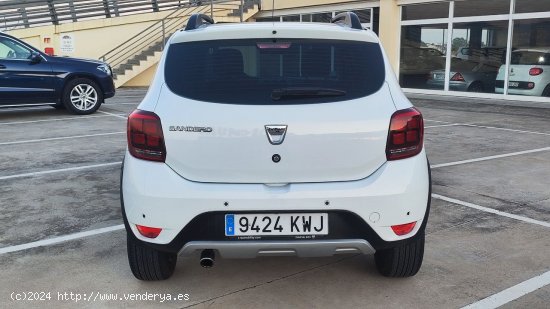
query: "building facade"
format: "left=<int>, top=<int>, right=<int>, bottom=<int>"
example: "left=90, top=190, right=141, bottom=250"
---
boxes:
left=3, top=0, right=549, bottom=102
left=257, top=0, right=550, bottom=102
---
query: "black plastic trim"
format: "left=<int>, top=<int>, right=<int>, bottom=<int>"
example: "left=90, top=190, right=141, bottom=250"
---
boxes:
left=331, top=12, right=363, bottom=30
left=184, top=13, right=215, bottom=31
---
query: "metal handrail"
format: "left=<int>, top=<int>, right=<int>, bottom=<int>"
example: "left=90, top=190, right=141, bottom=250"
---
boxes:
left=0, top=0, right=194, bottom=30
left=99, top=4, right=192, bottom=61
left=99, top=0, right=252, bottom=71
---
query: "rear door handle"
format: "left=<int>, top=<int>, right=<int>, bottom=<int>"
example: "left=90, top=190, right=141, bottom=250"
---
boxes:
left=0, top=64, right=6, bottom=69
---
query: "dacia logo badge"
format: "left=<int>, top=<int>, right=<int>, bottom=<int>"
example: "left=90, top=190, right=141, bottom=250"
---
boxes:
left=265, top=125, right=287, bottom=145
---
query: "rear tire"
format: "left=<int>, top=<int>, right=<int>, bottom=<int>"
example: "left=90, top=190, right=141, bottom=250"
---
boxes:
left=374, top=231, right=425, bottom=277
left=467, top=82, right=484, bottom=93
left=542, top=85, right=550, bottom=97
left=127, top=234, right=177, bottom=281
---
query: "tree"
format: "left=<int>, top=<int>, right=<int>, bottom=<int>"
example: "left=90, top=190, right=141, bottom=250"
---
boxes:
left=452, top=37, right=468, bottom=54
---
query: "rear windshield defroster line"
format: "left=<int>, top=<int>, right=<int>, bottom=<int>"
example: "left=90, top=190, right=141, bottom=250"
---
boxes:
left=164, top=38, right=386, bottom=105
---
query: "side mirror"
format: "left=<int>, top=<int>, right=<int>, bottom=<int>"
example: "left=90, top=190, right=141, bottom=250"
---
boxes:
left=30, top=52, right=42, bottom=64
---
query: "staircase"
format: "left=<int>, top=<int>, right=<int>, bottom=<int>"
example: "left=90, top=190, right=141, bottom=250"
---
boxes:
left=99, top=0, right=260, bottom=88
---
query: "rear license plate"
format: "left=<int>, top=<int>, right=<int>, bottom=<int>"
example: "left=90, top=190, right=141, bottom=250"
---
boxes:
left=434, top=73, right=445, bottom=80
left=508, top=81, right=519, bottom=88
left=225, top=213, right=328, bottom=236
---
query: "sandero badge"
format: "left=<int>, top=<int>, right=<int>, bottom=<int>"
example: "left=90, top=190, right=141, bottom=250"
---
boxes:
left=169, top=126, right=213, bottom=132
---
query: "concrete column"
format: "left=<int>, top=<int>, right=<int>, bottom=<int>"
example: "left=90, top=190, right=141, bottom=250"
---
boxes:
left=378, top=0, right=400, bottom=75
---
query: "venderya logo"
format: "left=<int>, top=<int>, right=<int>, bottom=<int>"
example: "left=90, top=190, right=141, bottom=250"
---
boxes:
left=169, top=126, right=213, bottom=133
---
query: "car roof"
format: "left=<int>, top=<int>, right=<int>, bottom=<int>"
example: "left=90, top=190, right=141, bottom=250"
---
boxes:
left=171, top=22, right=379, bottom=45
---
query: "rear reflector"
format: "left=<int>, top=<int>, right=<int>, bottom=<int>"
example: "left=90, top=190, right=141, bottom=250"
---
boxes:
left=529, top=68, right=543, bottom=76
left=127, top=110, right=166, bottom=162
left=136, top=225, right=162, bottom=238
left=386, top=108, right=424, bottom=161
left=391, top=222, right=416, bottom=236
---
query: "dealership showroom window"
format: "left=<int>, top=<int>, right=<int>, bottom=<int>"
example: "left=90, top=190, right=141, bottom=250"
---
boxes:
left=399, top=0, right=550, bottom=99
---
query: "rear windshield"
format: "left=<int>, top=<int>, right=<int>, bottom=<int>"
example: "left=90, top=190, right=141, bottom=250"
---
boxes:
left=164, top=39, right=385, bottom=105
left=511, top=51, right=550, bottom=65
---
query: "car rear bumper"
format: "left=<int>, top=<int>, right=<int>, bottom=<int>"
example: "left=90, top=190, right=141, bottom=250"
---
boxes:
left=121, top=149, right=431, bottom=255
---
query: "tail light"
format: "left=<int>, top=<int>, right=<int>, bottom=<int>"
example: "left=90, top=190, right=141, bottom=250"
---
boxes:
left=127, top=110, right=166, bottom=162
left=450, top=72, right=465, bottom=81
left=529, top=68, right=543, bottom=76
left=386, top=108, right=424, bottom=161
left=136, top=225, right=162, bottom=238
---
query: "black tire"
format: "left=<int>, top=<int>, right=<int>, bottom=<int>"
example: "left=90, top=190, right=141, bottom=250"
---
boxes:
left=62, top=78, right=103, bottom=115
left=467, top=82, right=484, bottom=93
left=374, top=231, right=425, bottom=277
left=127, top=234, right=177, bottom=281
left=542, top=85, right=550, bottom=97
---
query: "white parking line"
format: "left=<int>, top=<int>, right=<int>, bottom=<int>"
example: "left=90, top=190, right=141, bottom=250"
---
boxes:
left=0, top=225, right=125, bottom=255
left=431, top=147, right=550, bottom=169
left=0, top=162, right=121, bottom=181
left=432, top=194, right=550, bottom=228
left=461, top=270, right=550, bottom=309
left=461, top=124, right=550, bottom=136
left=0, top=114, right=125, bottom=126
left=104, top=102, right=140, bottom=105
left=0, top=132, right=125, bottom=146
left=98, top=110, right=128, bottom=120
left=425, top=123, right=462, bottom=128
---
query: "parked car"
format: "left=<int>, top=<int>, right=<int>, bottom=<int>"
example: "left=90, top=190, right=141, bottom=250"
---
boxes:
left=495, top=48, right=550, bottom=97
left=427, top=58, right=500, bottom=92
left=0, top=32, right=115, bottom=114
left=121, top=13, right=431, bottom=281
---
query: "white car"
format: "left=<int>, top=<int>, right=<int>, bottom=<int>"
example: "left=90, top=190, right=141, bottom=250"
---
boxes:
left=121, top=13, right=431, bottom=281
left=496, top=48, right=550, bottom=97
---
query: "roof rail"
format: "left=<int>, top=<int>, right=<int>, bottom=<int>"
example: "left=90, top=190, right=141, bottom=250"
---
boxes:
left=331, top=12, right=362, bottom=30
left=185, top=13, right=215, bottom=31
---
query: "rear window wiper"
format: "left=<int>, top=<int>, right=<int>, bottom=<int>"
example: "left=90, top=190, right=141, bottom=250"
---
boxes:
left=271, top=87, right=347, bottom=101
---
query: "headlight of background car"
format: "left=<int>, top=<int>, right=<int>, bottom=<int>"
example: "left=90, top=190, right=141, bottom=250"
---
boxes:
left=97, top=64, right=112, bottom=76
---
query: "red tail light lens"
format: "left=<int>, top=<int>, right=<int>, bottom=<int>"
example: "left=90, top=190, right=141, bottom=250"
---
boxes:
left=391, top=222, right=417, bottom=236
left=136, top=225, right=162, bottom=238
left=450, top=72, right=465, bottom=81
left=529, top=68, right=543, bottom=76
left=386, top=108, right=424, bottom=161
left=127, top=110, right=166, bottom=162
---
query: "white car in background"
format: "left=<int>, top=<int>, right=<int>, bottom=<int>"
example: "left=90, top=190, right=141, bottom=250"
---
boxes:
left=496, top=48, right=550, bottom=97
left=121, top=13, right=431, bottom=281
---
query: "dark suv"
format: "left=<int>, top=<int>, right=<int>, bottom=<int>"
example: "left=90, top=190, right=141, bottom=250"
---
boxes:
left=0, top=32, right=115, bottom=114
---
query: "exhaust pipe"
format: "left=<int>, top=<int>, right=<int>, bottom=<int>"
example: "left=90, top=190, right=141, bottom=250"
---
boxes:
left=200, top=249, right=215, bottom=268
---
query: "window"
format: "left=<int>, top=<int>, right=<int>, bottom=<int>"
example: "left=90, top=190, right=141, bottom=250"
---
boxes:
left=449, top=21, right=508, bottom=93
left=0, top=37, right=32, bottom=60
left=400, top=24, right=448, bottom=89
left=454, top=0, right=510, bottom=17
left=515, top=0, right=550, bottom=14
left=402, top=2, right=449, bottom=20
left=165, top=39, right=386, bottom=105
left=281, top=15, right=299, bottom=22
left=255, top=17, right=279, bottom=22
left=505, top=18, right=550, bottom=97
left=311, top=13, right=332, bottom=23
